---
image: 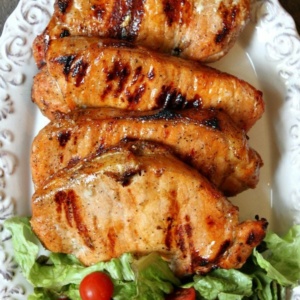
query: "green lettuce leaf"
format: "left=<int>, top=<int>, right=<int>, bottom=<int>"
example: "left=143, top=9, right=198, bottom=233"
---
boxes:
left=4, top=217, right=179, bottom=299
left=184, top=226, right=300, bottom=299
left=190, top=268, right=253, bottom=300
left=253, top=225, right=300, bottom=286
left=4, top=217, right=300, bottom=300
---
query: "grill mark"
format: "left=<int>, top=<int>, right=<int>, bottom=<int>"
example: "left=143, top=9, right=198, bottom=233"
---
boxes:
left=202, top=116, right=221, bottom=130
left=107, top=227, right=116, bottom=255
left=91, top=4, right=106, bottom=20
left=54, top=190, right=94, bottom=249
left=137, top=109, right=180, bottom=121
left=215, top=239, right=231, bottom=259
left=106, top=60, right=131, bottom=94
left=191, top=253, right=210, bottom=269
left=57, top=0, right=72, bottom=14
left=246, top=231, right=258, bottom=245
left=165, top=197, right=180, bottom=250
left=129, top=0, right=146, bottom=41
left=147, top=68, right=155, bottom=80
left=60, top=29, right=70, bottom=38
left=172, top=47, right=182, bottom=56
left=132, top=66, right=143, bottom=84
left=215, top=4, right=239, bottom=44
left=184, top=219, right=193, bottom=255
left=165, top=217, right=174, bottom=250
left=57, top=130, right=71, bottom=147
left=126, top=84, right=146, bottom=105
left=54, top=55, right=76, bottom=76
left=206, top=215, right=215, bottom=227
left=72, top=59, right=89, bottom=87
left=156, top=85, right=203, bottom=109
left=67, top=156, right=81, bottom=168
left=163, top=0, right=191, bottom=26
left=186, top=95, right=203, bottom=108
left=108, top=0, right=145, bottom=41
left=176, top=225, right=187, bottom=254
left=100, top=39, right=137, bottom=49
left=104, top=168, right=141, bottom=186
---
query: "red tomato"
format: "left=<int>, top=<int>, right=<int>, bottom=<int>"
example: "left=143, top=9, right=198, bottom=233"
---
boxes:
left=79, top=271, right=114, bottom=300
left=165, top=287, right=196, bottom=300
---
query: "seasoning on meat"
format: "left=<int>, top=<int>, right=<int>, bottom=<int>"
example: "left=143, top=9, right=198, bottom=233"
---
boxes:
left=31, top=141, right=267, bottom=276
left=32, top=0, right=251, bottom=66
left=31, top=107, right=263, bottom=196
left=32, top=37, right=264, bottom=131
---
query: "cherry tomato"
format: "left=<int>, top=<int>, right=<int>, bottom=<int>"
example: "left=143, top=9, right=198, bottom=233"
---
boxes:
left=79, top=271, right=114, bottom=300
left=165, top=287, right=196, bottom=300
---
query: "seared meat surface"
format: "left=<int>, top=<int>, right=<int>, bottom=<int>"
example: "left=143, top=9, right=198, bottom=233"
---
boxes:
left=32, top=37, right=264, bottom=131
left=33, top=0, right=250, bottom=66
left=31, top=107, right=262, bottom=196
left=31, top=141, right=267, bottom=276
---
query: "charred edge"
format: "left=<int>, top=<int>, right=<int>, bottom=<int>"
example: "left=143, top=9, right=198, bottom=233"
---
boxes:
left=106, top=60, right=131, bottom=93
left=91, top=4, right=106, bottom=20
left=201, top=117, right=221, bottom=130
left=186, top=95, right=203, bottom=108
left=55, top=55, right=76, bottom=76
left=104, top=169, right=141, bottom=187
left=100, top=39, right=137, bottom=49
left=72, top=59, right=89, bottom=87
left=191, top=253, right=210, bottom=268
left=215, top=4, right=238, bottom=44
left=60, top=29, right=70, bottom=38
left=156, top=85, right=202, bottom=109
left=255, top=215, right=269, bottom=230
left=262, top=219, right=269, bottom=231
left=54, top=190, right=94, bottom=249
left=57, top=130, right=71, bottom=147
left=137, top=109, right=180, bottom=121
left=57, top=0, right=72, bottom=14
left=108, top=0, right=145, bottom=41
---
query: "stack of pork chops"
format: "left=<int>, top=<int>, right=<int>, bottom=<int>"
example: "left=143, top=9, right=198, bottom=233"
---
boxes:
left=30, top=0, right=268, bottom=277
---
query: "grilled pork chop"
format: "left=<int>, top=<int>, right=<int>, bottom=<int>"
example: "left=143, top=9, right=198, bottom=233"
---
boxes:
left=33, top=0, right=250, bottom=66
left=31, top=107, right=262, bottom=196
left=31, top=141, right=267, bottom=276
left=32, top=37, right=264, bottom=131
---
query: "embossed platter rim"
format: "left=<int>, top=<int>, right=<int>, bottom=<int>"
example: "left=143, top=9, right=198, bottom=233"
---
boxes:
left=0, top=0, right=299, bottom=298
